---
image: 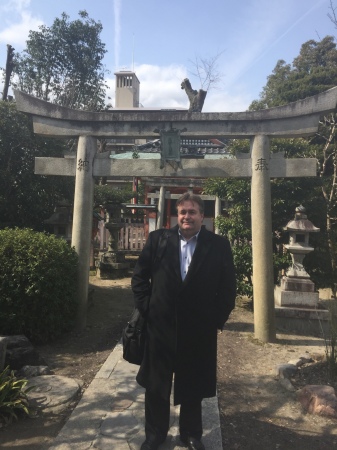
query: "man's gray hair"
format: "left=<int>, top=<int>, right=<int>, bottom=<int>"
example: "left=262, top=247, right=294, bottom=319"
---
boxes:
left=176, top=192, right=204, bottom=214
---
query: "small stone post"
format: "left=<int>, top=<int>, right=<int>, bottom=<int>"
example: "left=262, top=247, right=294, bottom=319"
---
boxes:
left=156, top=186, right=165, bottom=229
left=251, top=135, right=276, bottom=342
left=214, top=196, right=222, bottom=234
left=71, top=136, right=96, bottom=331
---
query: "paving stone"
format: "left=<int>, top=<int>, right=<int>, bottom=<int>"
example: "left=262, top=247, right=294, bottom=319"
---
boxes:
left=93, top=435, right=131, bottom=450
left=110, top=394, right=134, bottom=411
left=100, top=411, right=139, bottom=438
left=27, top=375, right=81, bottom=413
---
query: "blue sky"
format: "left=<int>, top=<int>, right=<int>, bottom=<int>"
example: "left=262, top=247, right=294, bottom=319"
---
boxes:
left=0, top=0, right=336, bottom=111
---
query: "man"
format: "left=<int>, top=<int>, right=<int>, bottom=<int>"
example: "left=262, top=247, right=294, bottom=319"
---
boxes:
left=132, top=192, right=236, bottom=450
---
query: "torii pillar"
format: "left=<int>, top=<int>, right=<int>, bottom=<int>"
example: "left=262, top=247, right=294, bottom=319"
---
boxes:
left=72, top=136, right=96, bottom=330
left=14, top=88, right=337, bottom=340
left=251, top=135, right=275, bottom=342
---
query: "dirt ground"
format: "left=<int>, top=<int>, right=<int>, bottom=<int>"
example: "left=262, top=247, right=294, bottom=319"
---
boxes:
left=217, top=297, right=337, bottom=450
left=0, top=276, right=337, bottom=450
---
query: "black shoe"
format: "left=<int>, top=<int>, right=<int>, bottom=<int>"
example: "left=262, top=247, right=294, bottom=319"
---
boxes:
left=180, top=435, right=205, bottom=450
left=140, top=436, right=165, bottom=450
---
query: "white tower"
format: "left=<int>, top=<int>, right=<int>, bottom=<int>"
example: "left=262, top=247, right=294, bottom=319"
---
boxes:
left=115, top=71, right=140, bottom=108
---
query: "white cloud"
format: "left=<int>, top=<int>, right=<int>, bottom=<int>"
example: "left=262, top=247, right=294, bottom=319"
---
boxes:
left=204, top=89, right=252, bottom=113
left=0, top=1, right=43, bottom=48
left=0, top=12, right=43, bottom=46
left=1, top=0, right=31, bottom=12
left=136, top=64, right=188, bottom=108
left=106, top=63, right=253, bottom=112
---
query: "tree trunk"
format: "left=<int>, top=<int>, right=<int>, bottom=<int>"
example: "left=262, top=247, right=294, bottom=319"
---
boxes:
left=2, top=45, right=15, bottom=101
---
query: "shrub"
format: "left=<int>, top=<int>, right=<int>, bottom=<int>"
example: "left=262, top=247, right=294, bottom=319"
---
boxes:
left=0, top=228, right=78, bottom=342
left=0, top=366, right=32, bottom=423
left=322, top=304, right=337, bottom=381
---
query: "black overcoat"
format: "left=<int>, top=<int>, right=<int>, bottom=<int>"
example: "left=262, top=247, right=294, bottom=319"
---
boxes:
left=131, top=225, right=236, bottom=405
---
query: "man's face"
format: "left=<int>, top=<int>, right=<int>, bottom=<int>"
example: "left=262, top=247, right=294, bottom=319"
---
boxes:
left=177, top=200, right=204, bottom=239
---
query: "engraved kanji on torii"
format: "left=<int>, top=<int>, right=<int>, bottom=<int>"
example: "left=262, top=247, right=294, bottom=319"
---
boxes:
left=255, top=157, right=269, bottom=171
left=14, top=87, right=337, bottom=342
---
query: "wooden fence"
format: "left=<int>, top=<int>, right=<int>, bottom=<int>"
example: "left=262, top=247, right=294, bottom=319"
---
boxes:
left=118, top=221, right=146, bottom=251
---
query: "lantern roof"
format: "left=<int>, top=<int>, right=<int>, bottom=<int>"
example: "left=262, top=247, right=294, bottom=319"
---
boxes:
left=284, top=205, right=320, bottom=232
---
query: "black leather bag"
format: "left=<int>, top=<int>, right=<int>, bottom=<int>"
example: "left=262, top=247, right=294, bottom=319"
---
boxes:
left=123, top=231, right=168, bottom=365
left=122, top=308, right=146, bottom=365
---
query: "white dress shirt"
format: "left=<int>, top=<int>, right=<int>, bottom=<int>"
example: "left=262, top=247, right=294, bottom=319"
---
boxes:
left=179, top=230, right=199, bottom=280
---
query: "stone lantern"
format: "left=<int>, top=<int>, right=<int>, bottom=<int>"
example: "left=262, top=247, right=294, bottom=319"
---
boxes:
left=97, top=203, right=130, bottom=279
left=275, top=205, right=320, bottom=308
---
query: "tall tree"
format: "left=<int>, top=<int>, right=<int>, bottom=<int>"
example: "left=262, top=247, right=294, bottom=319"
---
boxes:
left=12, top=10, right=109, bottom=111
left=0, top=11, right=112, bottom=230
left=204, top=36, right=337, bottom=295
left=0, top=101, right=74, bottom=230
left=250, top=36, right=337, bottom=110
left=250, top=36, right=337, bottom=293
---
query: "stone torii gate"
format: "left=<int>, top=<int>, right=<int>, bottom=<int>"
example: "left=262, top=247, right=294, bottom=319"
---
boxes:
left=14, top=88, right=337, bottom=342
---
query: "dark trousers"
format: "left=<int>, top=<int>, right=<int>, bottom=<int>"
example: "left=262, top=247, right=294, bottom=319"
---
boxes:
left=145, top=390, right=203, bottom=441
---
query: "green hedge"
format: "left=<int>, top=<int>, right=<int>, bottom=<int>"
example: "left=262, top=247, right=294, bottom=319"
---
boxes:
left=0, top=228, right=78, bottom=342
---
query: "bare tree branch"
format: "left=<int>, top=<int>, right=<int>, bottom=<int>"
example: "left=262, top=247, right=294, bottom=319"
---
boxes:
left=328, top=0, right=337, bottom=28
left=188, top=50, right=225, bottom=92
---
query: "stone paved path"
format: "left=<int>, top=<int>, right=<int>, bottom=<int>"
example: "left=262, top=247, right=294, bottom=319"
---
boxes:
left=47, top=342, right=222, bottom=450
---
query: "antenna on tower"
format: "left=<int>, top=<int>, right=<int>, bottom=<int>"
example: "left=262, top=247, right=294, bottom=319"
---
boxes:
left=132, top=34, right=135, bottom=72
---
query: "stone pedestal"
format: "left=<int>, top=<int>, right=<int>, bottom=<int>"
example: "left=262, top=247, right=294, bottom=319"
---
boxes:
left=275, top=305, right=330, bottom=336
left=275, top=277, right=319, bottom=308
left=98, top=242, right=131, bottom=279
left=98, top=260, right=130, bottom=279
